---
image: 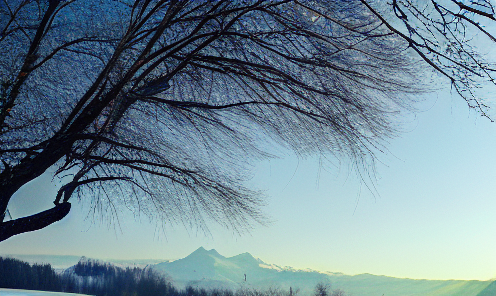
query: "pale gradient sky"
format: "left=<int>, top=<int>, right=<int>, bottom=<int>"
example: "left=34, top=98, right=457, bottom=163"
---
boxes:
left=1, top=87, right=495, bottom=281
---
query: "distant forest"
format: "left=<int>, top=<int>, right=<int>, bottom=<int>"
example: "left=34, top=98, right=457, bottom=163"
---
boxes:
left=0, top=257, right=343, bottom=296
left=0, top=256, right=175, bottom=296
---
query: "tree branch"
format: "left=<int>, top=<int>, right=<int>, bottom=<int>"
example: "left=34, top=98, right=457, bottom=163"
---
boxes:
left=451, top=0, right=496, bottom=20
left=0, top=203, right=71, bottom=242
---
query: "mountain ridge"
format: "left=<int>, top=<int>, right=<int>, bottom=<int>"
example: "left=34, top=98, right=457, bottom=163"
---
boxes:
left=152, top=247, right=494, bottom=296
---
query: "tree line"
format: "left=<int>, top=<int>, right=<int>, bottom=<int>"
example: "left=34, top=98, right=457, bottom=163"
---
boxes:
left=0, top=257, right=61, bottom=292
left=1, top=256, right=176, bottom=296
left=0, top=257, right=347, bottom=296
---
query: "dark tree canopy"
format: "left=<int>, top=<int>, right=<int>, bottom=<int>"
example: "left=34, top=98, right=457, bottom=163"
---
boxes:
left=0, top=0, right=493, bottom=241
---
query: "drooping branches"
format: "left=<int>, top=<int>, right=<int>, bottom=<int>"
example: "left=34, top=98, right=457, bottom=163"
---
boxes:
left=0, top=0, right=448, bottom=240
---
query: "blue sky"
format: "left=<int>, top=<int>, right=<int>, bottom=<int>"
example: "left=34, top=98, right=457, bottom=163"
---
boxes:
left=1, top=84, right=495, bottom=281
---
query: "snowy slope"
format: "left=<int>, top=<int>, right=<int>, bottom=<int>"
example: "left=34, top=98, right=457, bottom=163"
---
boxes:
left=0, top=288, right=90, bottom=296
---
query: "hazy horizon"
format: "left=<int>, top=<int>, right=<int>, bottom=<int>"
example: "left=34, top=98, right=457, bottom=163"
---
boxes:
left=2, top=244, right=495, bottom=281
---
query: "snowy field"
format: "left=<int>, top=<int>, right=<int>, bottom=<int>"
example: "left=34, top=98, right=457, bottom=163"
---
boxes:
left=0, top=289, right=90, bottom=296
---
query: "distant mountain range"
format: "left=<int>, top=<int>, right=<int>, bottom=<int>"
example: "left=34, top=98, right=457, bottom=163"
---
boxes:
left=151, top=247, right=496, bottom=296
left=3, top=248, right=495, bottom=296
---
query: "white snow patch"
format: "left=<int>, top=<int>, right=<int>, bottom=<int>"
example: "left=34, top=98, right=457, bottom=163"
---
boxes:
left=258, top=263, right=282, bottom=271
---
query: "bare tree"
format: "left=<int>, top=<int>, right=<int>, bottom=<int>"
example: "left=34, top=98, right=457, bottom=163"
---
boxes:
left=361, top=0, right=496, bottom=120
left=0, top=0, right=432, bottom=241
left=314, top=282, right=330, bottom=296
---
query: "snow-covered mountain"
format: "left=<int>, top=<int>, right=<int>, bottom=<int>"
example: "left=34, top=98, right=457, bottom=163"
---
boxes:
left=152, top=247, right=327, bottom=293
left=152, top=247, right=495, bottom=296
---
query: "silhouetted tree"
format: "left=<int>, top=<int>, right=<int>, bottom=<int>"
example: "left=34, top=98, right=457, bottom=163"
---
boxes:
left=1, top=0, right=492, bottom=240
left=314, top=283, right=330, bottom=296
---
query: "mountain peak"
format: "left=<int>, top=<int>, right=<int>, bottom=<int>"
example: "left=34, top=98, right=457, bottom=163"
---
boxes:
left=227, top=252, right=262, bottom=266
left=207, top=249, right=222, bottom=257
left=195, top=247, right=207, bottom=253
left=187, top=247, right=224, bottom=259
left=232, top=252, right=254, bottom=259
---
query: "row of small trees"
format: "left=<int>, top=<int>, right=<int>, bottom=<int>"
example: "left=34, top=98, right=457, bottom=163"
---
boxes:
left=0, top=257, right=347, bottom=296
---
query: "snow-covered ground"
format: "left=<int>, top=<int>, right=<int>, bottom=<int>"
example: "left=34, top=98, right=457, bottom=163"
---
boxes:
left=0, top=289, right=90, bottom=296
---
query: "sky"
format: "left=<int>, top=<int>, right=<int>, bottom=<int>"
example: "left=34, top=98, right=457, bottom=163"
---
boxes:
left=1, top=83, right=495, bottom=281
